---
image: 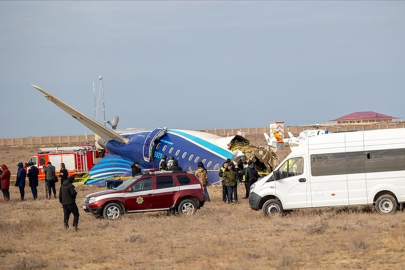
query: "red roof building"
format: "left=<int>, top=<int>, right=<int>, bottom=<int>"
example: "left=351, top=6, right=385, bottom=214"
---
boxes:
left=331, top=111, right=399, bottom=124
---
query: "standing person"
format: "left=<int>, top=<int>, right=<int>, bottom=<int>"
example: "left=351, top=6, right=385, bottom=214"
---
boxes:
left=169, top=160, right=182, bottom=171
left=242, top=161, right=249, bottom=199
left=59, top=163, right=68, bottom=184
left=159, top=155, right=167, bottom=171
left=43, top=162, right=56, bottom=199
left=223, top=163, right=238, bottom=205
left=167, top=156, right=175, bottom=170
left=27, top=162, right=39, bottom=200
left=131, top=162, right=142, bottom=176
left=59, top=176, right=79, bottom=231
left=245, top=161, right=259, bottom=199
left=195, top=162, right=210, bottom=202
left=0, top=164, right=11, bottom=201
left=230, top=162, right=239, bottom=203
left=15, top=162, right=27, bottom=201
left=219, top=160, right=230, bottom=203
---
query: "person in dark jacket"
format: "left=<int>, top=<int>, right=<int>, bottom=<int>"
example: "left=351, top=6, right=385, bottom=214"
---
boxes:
left=245, top=161, right=259, bottom=199
left=241, top=161, right=249, bottom=199
left=15, top=162, right=27, bottom=201
left=169, top=160, right=182, bottom=171
left=59, top=176, right=79, bottom=230
left=43, top=162, right=56, bottom=199
left=159, top=155, right=167, bottom=171
left=59, top=163, right=68, bottom=184
left=131, top=162, right=142, bottom=176
left=27, top=162, right=39, bottom=200
left=0, top=164, right=11, bottom=201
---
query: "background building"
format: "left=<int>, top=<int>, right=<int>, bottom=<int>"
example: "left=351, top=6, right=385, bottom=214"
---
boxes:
left=331, top=111, right=399, bottom=124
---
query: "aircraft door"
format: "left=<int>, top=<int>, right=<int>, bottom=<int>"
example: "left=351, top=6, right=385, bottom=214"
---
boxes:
left=125, top=177, right=153, bottom=211
left=274, top=157, right=309, bottom=209
left=143, top=128, right=167, bottom=162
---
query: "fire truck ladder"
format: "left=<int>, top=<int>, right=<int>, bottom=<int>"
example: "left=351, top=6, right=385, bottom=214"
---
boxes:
left=143, top=127, right=167, bottom=162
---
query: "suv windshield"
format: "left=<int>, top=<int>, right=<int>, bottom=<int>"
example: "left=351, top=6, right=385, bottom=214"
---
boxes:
left=114, top=175, right=142, bottom=191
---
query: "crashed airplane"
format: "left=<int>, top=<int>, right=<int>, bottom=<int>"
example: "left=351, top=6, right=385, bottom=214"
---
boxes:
left=31, top=85, right=278, bottom=186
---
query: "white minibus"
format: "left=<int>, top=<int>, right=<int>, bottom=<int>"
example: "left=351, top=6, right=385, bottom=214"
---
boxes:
left=249, top=128, right=405, bottom=216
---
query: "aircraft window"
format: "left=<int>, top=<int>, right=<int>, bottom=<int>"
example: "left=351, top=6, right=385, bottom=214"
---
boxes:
left=175, top=150, right=180, bottom=157
left=169, top=147, right=174, bottom=154
left=214, top=164, right=220, bottom=170
left=194, top=157, right=200, bottom=163
left=162, top=145, right=167, bottom=152
left=207, top=161, right=212, bottom=168
left=182, top=152, right=187, bottom=159
left=189, top=154, right=194, bottom=161
left=156, top=143, right=161, bottom=150
left=202, top=159, right=206, bottom=164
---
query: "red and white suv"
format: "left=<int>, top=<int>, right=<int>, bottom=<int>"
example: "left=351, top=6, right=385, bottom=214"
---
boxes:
left=83, top=171, right=206, bottom=219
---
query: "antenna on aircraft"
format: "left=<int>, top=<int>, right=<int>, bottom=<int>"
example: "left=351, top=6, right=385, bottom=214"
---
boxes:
left=107, top=116, right=119, bottom=130
left=99, top=75, right=106, bottom=127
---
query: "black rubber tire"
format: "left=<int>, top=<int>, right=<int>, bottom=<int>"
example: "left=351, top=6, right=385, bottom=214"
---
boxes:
left=375, top=194, right=397, bottom=214
left=262, top=199, right=284, bottom=217
left=177, top=199, right=197, bottom=215
left=103, top=203, right=123, bottom=220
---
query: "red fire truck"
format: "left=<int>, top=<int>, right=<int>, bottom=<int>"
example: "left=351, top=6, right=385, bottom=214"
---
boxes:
left=27, top=146, right=99, bottom=180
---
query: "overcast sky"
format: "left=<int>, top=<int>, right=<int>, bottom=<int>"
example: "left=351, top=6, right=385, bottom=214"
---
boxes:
left=0, top=1, right=404, bottom=138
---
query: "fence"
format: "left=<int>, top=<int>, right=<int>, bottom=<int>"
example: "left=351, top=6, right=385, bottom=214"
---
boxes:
left=1, top=121, right=405, bottom=147
left=0, top=135, right=95, bottom=147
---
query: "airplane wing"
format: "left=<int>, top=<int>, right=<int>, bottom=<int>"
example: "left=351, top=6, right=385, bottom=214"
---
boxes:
left=31, top=85, right=129, bottom=144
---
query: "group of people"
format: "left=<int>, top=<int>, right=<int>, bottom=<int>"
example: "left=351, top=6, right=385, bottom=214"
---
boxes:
left=158, top=155, right=183, bottom=171
left=0, top=161, right=80, bottom=231
left=220, top=158, right=259, bottom=205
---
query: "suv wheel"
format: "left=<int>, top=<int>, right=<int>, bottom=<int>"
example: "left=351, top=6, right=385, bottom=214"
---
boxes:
left=103, top=203, right=123, bottom=220
left=178, top=199, right=197, bottom=215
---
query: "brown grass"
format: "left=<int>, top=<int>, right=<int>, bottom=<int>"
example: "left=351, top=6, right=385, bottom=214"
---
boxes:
left=1, top=141, right=404, bottom=269
left=0, top=183, right=405, bottom=269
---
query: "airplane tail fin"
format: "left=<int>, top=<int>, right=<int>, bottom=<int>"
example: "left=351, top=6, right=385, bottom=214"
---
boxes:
left=288, top=132, right=294, bottom=138
left=264, top=132, right=272, bottom=146
left=31, top=85, right=128, bottom=144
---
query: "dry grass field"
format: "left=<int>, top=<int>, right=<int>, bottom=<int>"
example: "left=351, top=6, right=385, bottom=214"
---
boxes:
left=0, top=181, right=405, bottom=269
left=1, top=138, right=405, bottom=269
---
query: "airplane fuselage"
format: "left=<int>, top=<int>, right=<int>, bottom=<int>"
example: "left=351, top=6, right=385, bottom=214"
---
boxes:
left=86, top=129, right=234, bottom=186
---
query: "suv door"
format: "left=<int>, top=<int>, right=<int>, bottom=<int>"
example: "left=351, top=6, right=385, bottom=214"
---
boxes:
left=125, top=177, right=153, bottom=211
left=151, top=175, right=180, bottom=209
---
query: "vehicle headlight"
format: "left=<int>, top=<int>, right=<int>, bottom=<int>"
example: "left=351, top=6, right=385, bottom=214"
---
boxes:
left=88, top=197, right=96, bottom=204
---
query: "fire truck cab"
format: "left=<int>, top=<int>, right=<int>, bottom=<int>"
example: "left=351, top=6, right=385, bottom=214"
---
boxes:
left=27, top=146, right=99, bottom=180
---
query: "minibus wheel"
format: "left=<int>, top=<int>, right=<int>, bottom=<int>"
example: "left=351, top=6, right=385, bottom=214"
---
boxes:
left=375, top=194, right=397, bottom=214
left=262, top=199, right=283, bottom=217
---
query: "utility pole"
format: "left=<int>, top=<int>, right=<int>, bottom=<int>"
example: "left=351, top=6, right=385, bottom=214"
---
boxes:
left=99, top=75, right=106, bottom=126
